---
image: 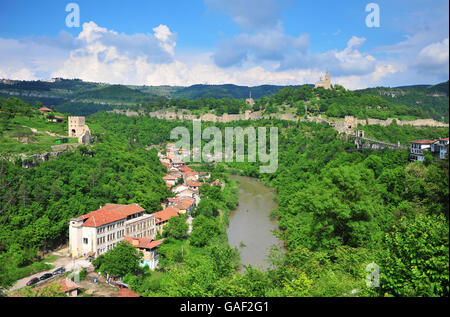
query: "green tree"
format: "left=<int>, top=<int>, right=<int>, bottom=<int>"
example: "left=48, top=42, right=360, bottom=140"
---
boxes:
left=163, top=215, right=188, bottom=239
left=379, top=214, right=449, bottom=297
left=97, top=241, right=142, bottom=278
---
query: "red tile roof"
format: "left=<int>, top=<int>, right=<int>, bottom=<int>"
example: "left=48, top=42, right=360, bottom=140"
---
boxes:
left=77, top=203, right=145, bottom=227
left=39, top=107, right=53, bottom=112
left=163, top=174, right=180, bottom=180
left=117, top=288, right=141, bottom=297
left=124, top=236, right=163, bottom=249
left=178, top=165, right=194, bottom=173
left=58, top=279, right=80, bottom=292
left=153, top=207, right=180, bottom=224
left=173, top=197, right=195, bottom=210
left=410, top=140, right=435, bottom=144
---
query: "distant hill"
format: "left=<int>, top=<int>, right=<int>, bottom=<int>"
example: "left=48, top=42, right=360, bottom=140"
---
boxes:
left=170, top=84, right=299, bottom=100
left=0, top=78, right=448, bottom=119
left=356, top=81, right=449, bottom=121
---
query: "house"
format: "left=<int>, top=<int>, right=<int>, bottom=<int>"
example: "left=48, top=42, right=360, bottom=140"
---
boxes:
left=123, top=236, right=163, bottom=270
left=431, top=138, right=449, bottom=160
left=117, top=288, right=141, bottom=297
left=69, top=203, right=156, bottom=259
left=39, top=106, right=53, bottom=113
left=57, top=279, right=80, bottom=297
left=163, top=173, right=181, bottom=186
left=410, top=140, right=434, bottom=162
left=172, top=184, right=189, bottom=194
left=153, top=207, right=180, bottom=234
left=187, top=181, right=202, bottom=191
left=173, top=197, right=196, bottom=215
left=47, top=115, right=65, bottom=123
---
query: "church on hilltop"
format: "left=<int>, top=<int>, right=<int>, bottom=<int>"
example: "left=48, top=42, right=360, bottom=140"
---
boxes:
left=315, top=71, right=332, bottom=90
left=245, top=91, right=255, bottom=107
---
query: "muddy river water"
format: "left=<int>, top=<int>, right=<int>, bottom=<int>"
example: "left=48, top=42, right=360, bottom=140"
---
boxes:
left=227, top=175, right=284, bottom=269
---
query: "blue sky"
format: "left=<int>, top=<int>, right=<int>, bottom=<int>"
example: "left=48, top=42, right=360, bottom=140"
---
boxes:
left=0, top=0, right=448, bottom=88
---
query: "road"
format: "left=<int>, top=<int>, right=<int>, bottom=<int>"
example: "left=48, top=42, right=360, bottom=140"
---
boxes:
left=8, top=247, right=87, bottom=293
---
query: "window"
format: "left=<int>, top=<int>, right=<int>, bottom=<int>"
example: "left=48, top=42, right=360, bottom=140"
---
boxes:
left=83, top=238, right=88, bottom=244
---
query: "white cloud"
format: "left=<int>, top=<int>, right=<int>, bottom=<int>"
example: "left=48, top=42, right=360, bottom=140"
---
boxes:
left=414, top=38, right=449, bottom=75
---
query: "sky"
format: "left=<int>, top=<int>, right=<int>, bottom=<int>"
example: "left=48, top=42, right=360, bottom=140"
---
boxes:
left=0, top=0, right=448, bottom=89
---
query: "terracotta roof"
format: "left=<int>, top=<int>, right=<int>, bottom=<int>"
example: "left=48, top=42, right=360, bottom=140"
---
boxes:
left=117, top=288, right=141, bottom=297
left=163, top=174, right=180, bottom=180
left=77, top=203, right=145, bottom=227
left=187, top=181, right=202, bottom=187
left=153, top=207, right=180, bottom=224
left=173, top=198, right=195, bottom=210
left=58, top=279, right=80, bottom=292
left=178, top=165, right=194, bottom=173
left=124, top=236, right=163, bottom=249
left=440, top=138, right=449, bottom=142
left=410, top=140, right=435, bottom=144
left=39, top=107, right=53, bottom=112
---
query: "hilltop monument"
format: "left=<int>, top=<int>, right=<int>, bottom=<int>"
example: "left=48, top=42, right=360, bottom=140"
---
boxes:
left=245, top=91, right=255, bottom=107
left=315, top=72, right=332, bottom=90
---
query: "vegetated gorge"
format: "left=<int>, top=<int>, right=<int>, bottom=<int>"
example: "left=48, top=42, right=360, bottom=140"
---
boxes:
left=0, top=80, right=449, bottom=297
left=227, top=175, right=282, bottom=269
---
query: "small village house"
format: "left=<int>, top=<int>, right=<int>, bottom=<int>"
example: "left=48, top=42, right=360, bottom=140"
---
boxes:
left=123, top=236, right=163, bottom=270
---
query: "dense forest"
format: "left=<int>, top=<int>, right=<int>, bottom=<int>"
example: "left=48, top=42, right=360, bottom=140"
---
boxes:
left=1, top=97, right=448, bottom=297
left=88, top=112, right=449, bottom=297
left=358, top=81, right=449, bottom=121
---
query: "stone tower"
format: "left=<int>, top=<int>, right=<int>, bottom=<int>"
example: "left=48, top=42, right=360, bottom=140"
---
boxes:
left=315, top=72, right=332, bottom=90
left=68, top=116, right=90, bottom=138
left=245, top=91, right=255, bottom=107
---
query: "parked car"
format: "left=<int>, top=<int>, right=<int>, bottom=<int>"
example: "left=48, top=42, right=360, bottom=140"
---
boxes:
left=39, top=273, right=53, bottom=281
left=26, top=277, right=39, bottom=286
left=52, top=266, right=66, bottom=275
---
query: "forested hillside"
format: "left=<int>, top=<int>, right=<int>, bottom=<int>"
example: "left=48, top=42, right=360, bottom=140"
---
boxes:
left=0, top=99, right=170, bottom=287
left=358, top=81, right=449, bottom=121
left=1, top=79, right=448, bottom=121
left=90, top=112, right=449, bottom=297
left=1, top=95, right=448, bottom=297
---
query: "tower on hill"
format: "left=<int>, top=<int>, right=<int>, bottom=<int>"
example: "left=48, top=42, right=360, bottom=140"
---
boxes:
left=68, top=116, right=90, bottom=138
left=245, top=91, right=255, bottom=107
left=315, top=72, right=332, bottom=90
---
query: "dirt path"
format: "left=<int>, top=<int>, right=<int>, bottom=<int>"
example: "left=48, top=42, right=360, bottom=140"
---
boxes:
left=22, top=125, right=67, bottom=138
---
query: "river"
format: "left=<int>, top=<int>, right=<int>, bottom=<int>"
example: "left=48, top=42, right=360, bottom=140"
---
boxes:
left=226, top=175, right=284, bottom=270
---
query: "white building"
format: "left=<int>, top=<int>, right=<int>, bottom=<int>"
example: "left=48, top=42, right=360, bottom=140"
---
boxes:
left=431, top=138, right=449, bottom=160
left=69, top=203, right=156, bottom=259
left=410, top=140, right=434, bottom=162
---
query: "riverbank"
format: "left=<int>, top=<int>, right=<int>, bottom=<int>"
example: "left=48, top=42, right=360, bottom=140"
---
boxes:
left=226, top=174, right=284, bottom=270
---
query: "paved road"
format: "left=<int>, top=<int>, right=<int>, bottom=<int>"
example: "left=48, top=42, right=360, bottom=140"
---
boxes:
left=8, top=247, right=83, bottom=293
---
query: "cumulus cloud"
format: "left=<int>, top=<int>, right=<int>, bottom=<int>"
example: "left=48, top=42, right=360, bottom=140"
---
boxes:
left=414, top=38, right=449, bottom=75
left=278, top=36, right=378, bottom=77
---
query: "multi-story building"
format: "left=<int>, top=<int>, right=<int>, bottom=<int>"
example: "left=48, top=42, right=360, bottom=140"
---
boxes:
left=410, top=140, right=434, bottom=161
left=431, top=138, right=449, bottom=160
left=410, top=139, right=449, bottom=162
left=69, top=203, right=156, bottom=258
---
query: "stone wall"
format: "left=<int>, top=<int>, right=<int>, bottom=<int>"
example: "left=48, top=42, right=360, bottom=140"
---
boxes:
left=109, top=109, right=449, bottom=130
